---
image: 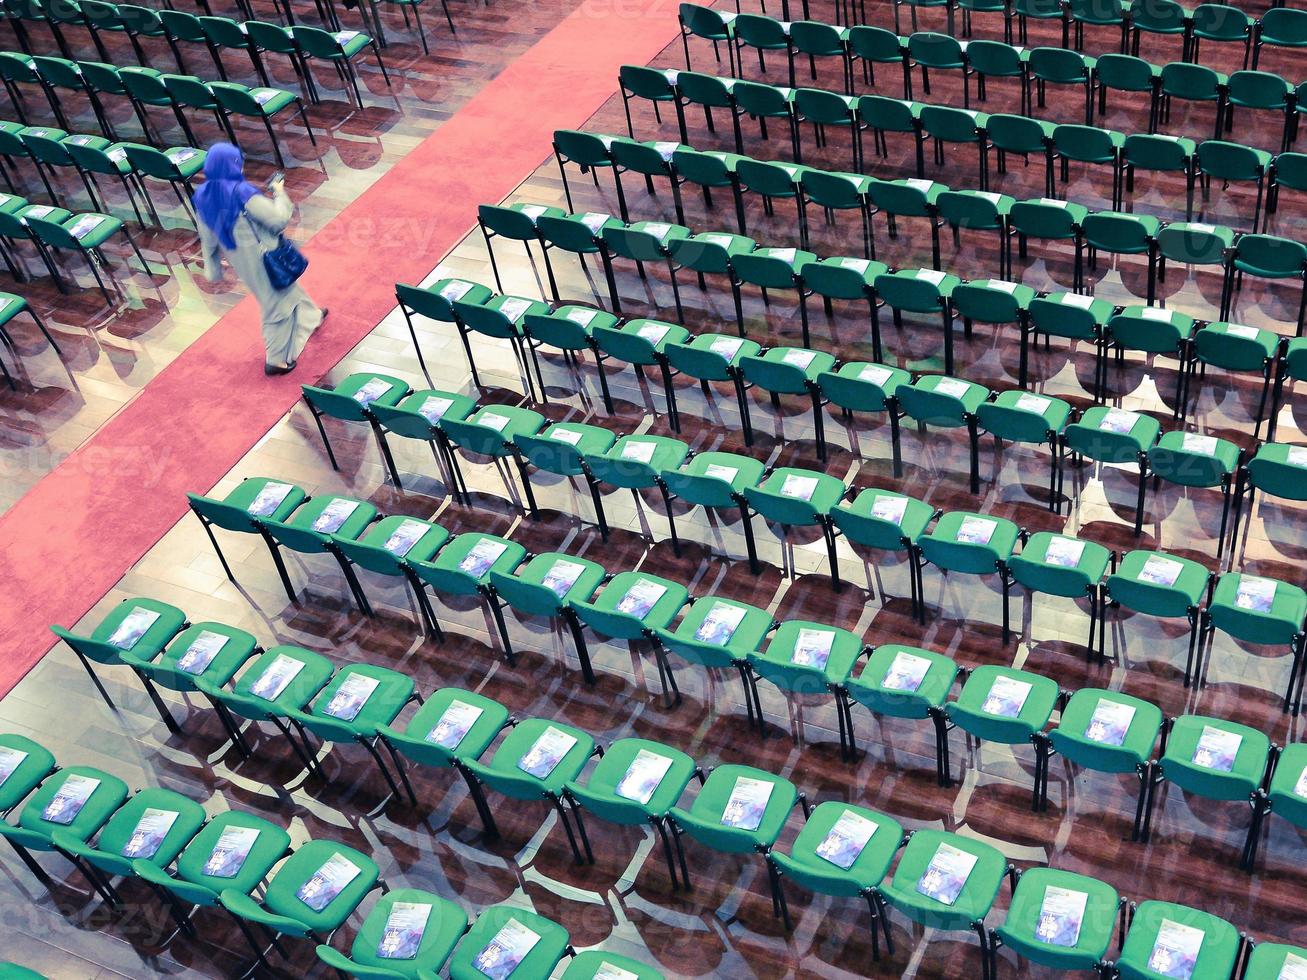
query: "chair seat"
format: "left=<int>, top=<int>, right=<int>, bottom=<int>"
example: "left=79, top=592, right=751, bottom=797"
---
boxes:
left=1049, top=687, right=1163, bottom=774
left=918, top=511, right=1019, bottom=575
left=1065, top=406, right=1161, bottom=463
left=995, top=867, right=1119, bottom=972
left=879, top=829, right=1006, bottom=933
left=1105, top=549, right=1208, bottom=618
left=576, top=570, right=689, bottom=639
left=564, top=736, right=698, bottom=825
left=656, top=596, right=772, bottom=669
left=1207, top=572, right=1307, bottom=648
left=446, top=906, right=570, bottom=980
left=771, top=800, right=903, bottom=898
left=947, top=665, right=1059, bottom=744
left=1159, top=714, right=1270, bottom=801
left=669, top=764, right=797, bottom=854
left=414, top=531, right=526, bottom=595
left=750, top=620, right=860, bottom=689
left=845, top=643, right=958, bottom=719
left=247, top=87, right=298, bottom=114
left=1114, top=900, right=1240, bottom=980
left=1009, top=532, right=1111, bottom=599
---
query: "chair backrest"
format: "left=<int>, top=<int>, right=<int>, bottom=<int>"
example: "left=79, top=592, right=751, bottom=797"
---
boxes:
left=1260, top=7, right=1307, bottom=47
left=791, top=20, right=844, bottom=55
left=1081, top=211, right=1154, bottom=253
left=30, top=56, right=82, bottom=89
left=896, top=381, right=973, bottom=427
left=858, top=94, right=918, bottom=133
left=245, top=19, right=297, bottom=53
left=732, top=79, right=791, bottom=117
left=453, top=299, right=516, bottom=338
left=1094, top=53, right=1156, bottom=93
left=1192, top=4, right=1249, bottom=42
left=868, top=181, right=932, bottom=217
left=1123, top=133, right=1191, bottom=172
left=0, top=52, right=41, bottom=84
left=680, top=2, right=732, bottom=40
left=77, top=60, right=125, bottom=94
left=908, top=31, right=963, bottom=68
left=803, top=258, right=878, bottom=299
left=1053, top=124, right=1117, bottom=162
left=123, top=142, right=181, bottom=179
left=119, top=66, right=171, bottom=103
left=1196, top=139, right=1265, bottom=180
left=1232, top=233, right=1307, bottom=278
left=21, top=130, right=72, bottom=167
left=1247, top=445, right=1307, bottom=501
left=163, top=73, right=219, bottom=109
left=553, top=128, right=610, bottom=167
left=620, top=64, right=674, bottom=101
left=874, top=271, right=942, bottom=312
left=675, top=69, right=733, bottom=108
left=736, top=157, right=799, bottom=197
left=1132, top=0, right=1186, bottom=32
left=24, top=215, right=79, bottom=249
left=743, top=483, right=823, bottom=527
left=1160, top=62, right=1221, bottom=100
left=537, top=214, right=602, bottom=254
left=395, top=281, right=461, bottom=322
left=1227, top=69, right=1291, bottom=109
left=848, top=25, right=903, bottom=62
left=732, top=251, right=800, bottom=290
left=967, top=39, right=1022, bottom=76
left=794, top=87, right=853, bottom=125
left=1156, top=223, right=1230, bottom=264
left=199, top=14, right=250, bottom=47
left=735, top=13, right=788, bottom=47
left=920, top=105, right=980, bottom=143
left=291, top=24, right=351, bottom=57
left=738, top=351, right=810, bottom=393
left=1029, top=46, right=1089, bottom=82
left=952, top=281, right=1025, bottom=324
left=160, top=8, right=206, bottom=41
left=986, top=113, right=1048, bottom=154
left=603, top=226, right=669, bottom=262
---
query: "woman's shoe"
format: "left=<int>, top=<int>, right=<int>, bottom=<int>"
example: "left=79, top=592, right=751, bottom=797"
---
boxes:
left=266, top=362, right=295, bottom=375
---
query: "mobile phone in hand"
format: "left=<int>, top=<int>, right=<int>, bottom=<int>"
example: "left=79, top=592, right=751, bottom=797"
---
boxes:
left=268, top=171, right=285, bottom=189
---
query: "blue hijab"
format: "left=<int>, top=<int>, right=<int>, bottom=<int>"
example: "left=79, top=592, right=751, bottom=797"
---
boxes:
left=192, top=142, right=259, bottom=250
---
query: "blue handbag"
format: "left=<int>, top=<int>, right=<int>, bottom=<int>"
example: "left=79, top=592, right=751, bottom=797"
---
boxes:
left=243, top=210, right=308, bottom=290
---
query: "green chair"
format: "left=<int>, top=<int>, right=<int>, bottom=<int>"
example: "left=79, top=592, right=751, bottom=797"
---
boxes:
left=300, top=372, right=411, bottom=486
left=658, top=450, right=766, bottom=571
left=1052, top=124, right=1123, bottom=207
left=769, top=801, right=904, bottom=952
left=1029, top=46, right=1095, bottom=124
left=219, top=840, right=382, bottom=971
left=1156, top=62, right=1228, bottom=139
left=601, top=219, right=691, bottom=311
left=459, top=717, right=597, bottom=863
left=286, top=663, right=419, bottom=801
left=792, top=20, right=852, bottom=92
left=1008, top=197, right=1086, bottom=290
left=652, top=595, right=773, bottom=722
left=569, top=570, right=689, bottom=702
left=1106, top=305, right=1198, bottom=411
left=792, top=87, right=860, bottom=171
left=1194, top=139, right=1271, bottom=232
left=735, top=158, right=808, bottom=242
left=49, top=596, right=187, bottom=713
left=1189, top=320, right=1279, bottom=437
left=1010, top=531, right=1113, bottom=660
left=118, top=621, right=261, bottom=735
left=896, top=375, right=991, bottom=494
left=1156, top=220, right=1235, bottom=305
left=0, top=292, right=59, bottom=386
left=1219, top=232, right=1307, bottom=338
left=733, top=14, right=794, bottom=88
left=951, top=279, right=1033, bottom=368
left=1270, top=338, right=1307, bottom=440
left=454, top=292, right=552, bottom=398
left=815, top=358, right=907, bottom=473
left=858, top=94, right=924, bottom=175
left=117, top=5, right=170, bottom=68
left=200, top=16, right=270, bottom=87
left=843, top=643, right=958, bottom=784
left=1066, top=0, right=1127, bottom=52
left=1254, top=7, right=1307, bottom=70
left=829, top=488, right=934, bottom=609
left=1246, top=744, right=1307, bottom=870
left=197, top=644, right=335, bottom=764
left=50, top=787, right=205, bottom=907
left=475, top=202, right=558, bottom=294
left=620, top=64, right=679, bottom=140
left=743, top=466, right=845, bottom=583
left=848, top=26, right=911, bottom=98
left=564, top=736, right=700, bottom=889
left=667, top=764, right=805, bottom=904
left=868, top=179, right=945, bottom=270
left=1236, top=942, right=1307, bottom=979
left=1200, top=571, right=1307, bottom=713
left=370, top=387, right=476, bottom=493
left=1105, top=549, right=1211, bottom=686
left=290, top=25, right=390, bottom=108
left=939, top=192, right=1015, bottom=277
left=257, top=493, right=380, bottom=608
left=1145, top=429, right=1241, bottom=546
left=581, top=432, right=688, bottom=543
left=0, top=765, right=128, bottom=904
left=551, top=129, right=617, bottom=216
left=1025, top=291, right=1112, bottom=395
left=511, top=419, right=617, bottom=521
left=187, top=476, right=307, bottom=586
left=736, top=344, right=834, bottom=455
left=446, top=906, right=571, bottom=980
left=160, top=9, right=217, bottom=76
left=589, top=317, right=689, bottom=415
left=1141, top=714, right=1273, bottom=860
left=877, top=829, right=1012, bottom=978
left=873, top=267, right=961, bottom=371
left=1119, top=132, right=1196, bottom=211
left=799, top=171, right=876, bottom=262
left=946, top=664, right=1062, bottom=807
left=731, top=81, right=794, bottom=153
left=0, top=733, right=56, bottom=817
left=666, top=228, right=754, bottom=320
left=26, top=210, right=149, bottom=303
left=976, top=389, right=1072, bottom=511
left=1225, top=70, right=1295, bottom=153
left=803, top=255, right=888, bottom=356
left=394, top=277, right=492, bottom=378
left=673, top=71, right=743, bottom=153
left=989, top=867, right=1123, bottom=977
left=986, top=115, right=1055, bottom=201
left=917, top=511, right=1021, bottom=642
left=61, top=135, right=147, bottom=225
left=660, top=328, right=760, bottom=435
left=1092, top=52, right=1162, bottom=124
left=1189, top=5, right=1252, bottom=69
left=404, top=530, right=527, bottom=642
left=29, top=56, right=113, bottom=140
left=1076, top=212, right=1160, bottom=305
left=1063, top=406, right=1162, bottom=536
left=521, top=305, right=619, bottom=404
left=907, top=32, right=970, bottom=107
left=747, top=620, right=861, bottom=754
left=1046, top=687, right=1163, bottom=830
left=535, top=210, right=620, bottom=303
left=967, top=40, right=1027, bottom=117
left=1130, top=0, right=1188, bottom=60
left=921, top=106, right=989, bottom=192
left=120, top=141, right=208, bottom=222
left=314, top=888, right=468, bottom=979
left=1229, top=441, right=1307, bottom=563
left=0, top=51, right=67, bottom=130
left=131, top=811, right=291, bottom=940
left=731, top=245, right=817, bottom=340
left=209, top=81, right=315, bottom=169
left=376, top=687, right=511, bottom=806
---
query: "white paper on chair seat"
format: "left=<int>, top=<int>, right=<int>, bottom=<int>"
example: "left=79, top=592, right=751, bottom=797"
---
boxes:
left=1137, top=306, right=1174, bottom=322
left=1223, top=323, right=1260, bottom=340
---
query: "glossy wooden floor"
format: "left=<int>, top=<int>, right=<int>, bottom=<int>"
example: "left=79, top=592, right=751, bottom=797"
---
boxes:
left=0, top=0, right=588, bottom=513
left=3, top=0, right=1306, bottom=977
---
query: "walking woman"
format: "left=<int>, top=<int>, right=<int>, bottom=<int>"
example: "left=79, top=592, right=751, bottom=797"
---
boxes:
left=194, top=142, right=325, bottom=374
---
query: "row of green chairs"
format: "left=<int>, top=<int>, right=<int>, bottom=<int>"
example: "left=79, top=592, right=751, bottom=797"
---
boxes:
left=0, top=51, right=313, bottom=166
left=624, top=64, right=1303, bottom=236
left=0, top=122, right=204, bottom=225
left=419, top=230, right=1292, bottom=444
left=46, top=587, right=1307, bottom=897
left=0, top=730, right=629, bottom=979
left=0, top=187, right=148, bottom=301
left=551, top=130, right=1307, bottom=329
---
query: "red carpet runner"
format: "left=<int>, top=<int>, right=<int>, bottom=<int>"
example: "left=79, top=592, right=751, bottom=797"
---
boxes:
left=0, top=0, right=701, bottom=695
